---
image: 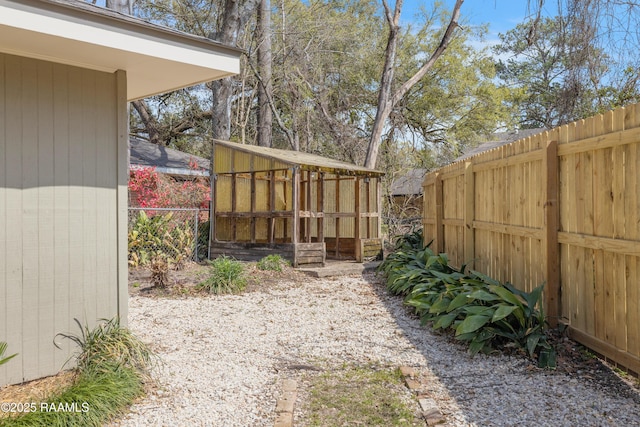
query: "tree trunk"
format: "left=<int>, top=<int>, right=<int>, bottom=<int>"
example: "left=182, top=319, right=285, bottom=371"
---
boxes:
left=364, top=0, right=464, bottom=169
left=106, top=0, right=132, bottom=14
left=210, top=0, right=260, bottom=141
left=131, top=100, right=161, bottom=144
left=257, top=0, right=273, bottom=147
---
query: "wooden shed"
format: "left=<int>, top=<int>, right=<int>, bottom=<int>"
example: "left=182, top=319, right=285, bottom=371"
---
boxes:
left=209, top=140, right=384, bottom=266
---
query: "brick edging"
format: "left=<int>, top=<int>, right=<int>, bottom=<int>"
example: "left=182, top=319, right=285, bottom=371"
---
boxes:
left=399, top=366, right=445, bottom=426
left=274, top=379, right=297, bottom=427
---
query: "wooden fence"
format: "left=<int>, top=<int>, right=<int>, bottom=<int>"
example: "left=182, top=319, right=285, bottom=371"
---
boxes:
left=422, top=104, right=640, bottom=374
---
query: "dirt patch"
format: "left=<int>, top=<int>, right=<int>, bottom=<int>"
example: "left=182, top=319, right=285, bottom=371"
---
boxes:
left=0, top=370, right=77, bottom=418
left=128, top=260, right=309, bottom=297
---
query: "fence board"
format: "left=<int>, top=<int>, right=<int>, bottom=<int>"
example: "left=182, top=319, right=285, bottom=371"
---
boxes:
left=421, top=102, right=640, bottom=374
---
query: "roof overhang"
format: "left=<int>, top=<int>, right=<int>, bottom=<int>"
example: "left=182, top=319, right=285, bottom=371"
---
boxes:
left=0, top=0, right=242, bottom=100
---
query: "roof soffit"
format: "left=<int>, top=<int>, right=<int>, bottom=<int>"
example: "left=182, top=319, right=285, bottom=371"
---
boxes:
left=0, top=0, right=241, bottom=100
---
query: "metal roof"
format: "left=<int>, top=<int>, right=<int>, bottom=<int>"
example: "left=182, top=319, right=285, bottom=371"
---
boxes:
left=390, top=169, right=427, bottom=196
left=213, top=140, right=384, bottom=176
left=455, top=128, right=547, bottom=162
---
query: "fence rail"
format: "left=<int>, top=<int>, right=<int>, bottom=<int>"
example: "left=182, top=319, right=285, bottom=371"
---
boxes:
left=422, top=103, right=640, bottom=374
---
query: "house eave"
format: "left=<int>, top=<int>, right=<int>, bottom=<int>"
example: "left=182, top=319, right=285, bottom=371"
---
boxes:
left=0, top=0, right=242, bottom=100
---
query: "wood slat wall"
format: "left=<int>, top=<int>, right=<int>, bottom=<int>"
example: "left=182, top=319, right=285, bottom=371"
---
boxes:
left=0, top=53, right=124, bottom=385
left=422, top=103, right=640, bottom=374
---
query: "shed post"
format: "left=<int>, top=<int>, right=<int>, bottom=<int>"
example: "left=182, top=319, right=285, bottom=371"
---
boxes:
left=335, top=175, right=341, bottom=257
left=269, top=170, right=276, bottom=243
left=208, top=144, right=217, bottom=259
left=317, top=172, right=324, bottom=242
left=250, top=171, right=256, bottom=243
left=306, top=170, right=312, bottom=242
left=377, top=177, right=382, bottom=240
left=292, top=166, right=300, bottom=265
left=355, top=176, right=361, bottom=261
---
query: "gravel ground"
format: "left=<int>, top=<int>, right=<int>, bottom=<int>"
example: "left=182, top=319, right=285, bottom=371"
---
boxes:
left=115, top=272, right=640, bottom=427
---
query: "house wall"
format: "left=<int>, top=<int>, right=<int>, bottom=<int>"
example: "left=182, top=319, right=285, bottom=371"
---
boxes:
left=0, top=52, right=128, bottom=385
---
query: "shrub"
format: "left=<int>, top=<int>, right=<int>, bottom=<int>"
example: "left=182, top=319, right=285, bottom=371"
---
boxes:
left=55, top=317, right=155, bottom=377
left=150, top=256, right=170, bottom=288
left=3, top=364, right=143, bottom=427
left=379, top=239, right=556, bottom=368
left=3, top=318, right=155, bottom=426
left=198, top=256, right=247, bottom=294
left=129, top=164, right=210, bottom=209
left=128, top=211, right=170, bottom=267
left=257, top=254, right=289, bottom=272
left=128, top=211, right=194, bottom=269
left=392, top=227, right=425, bottom=251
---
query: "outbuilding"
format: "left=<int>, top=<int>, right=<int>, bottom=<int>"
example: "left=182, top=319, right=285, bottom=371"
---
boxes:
left=210, top=140, right=384, bottom=266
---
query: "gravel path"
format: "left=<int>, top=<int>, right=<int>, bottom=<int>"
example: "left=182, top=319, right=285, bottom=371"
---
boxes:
left=115, top=273, right=640, bottom=427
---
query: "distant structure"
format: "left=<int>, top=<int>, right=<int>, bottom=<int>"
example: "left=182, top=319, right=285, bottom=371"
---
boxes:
left=129, top=138, right=210, bottom=178
left=455, top=129, right=547, bottom=162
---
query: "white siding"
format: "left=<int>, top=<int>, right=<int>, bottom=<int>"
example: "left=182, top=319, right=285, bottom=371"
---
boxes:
left=0, top=53, right=124, bottom=385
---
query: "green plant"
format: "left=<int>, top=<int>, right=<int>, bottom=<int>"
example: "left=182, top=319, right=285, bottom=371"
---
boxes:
left=257, top=254, right=289, bottom=272
left=128, top=211, right=196, bottom=269
left=197, top=256, right=247, bottom=294
left=1, top=363, right=143, bottom=427
left=392, top=227, right=425, bottom=251
left=128, top=211, right=171, bottom=267
left=0, top=341, right=17, bottom=366
left=166, top=224, right=194, bottom=270
left=55, top=318, right=154, bottom=377
left=379, top=234, right=556, bottom=368
left=4, top=319, right=155, bottom=426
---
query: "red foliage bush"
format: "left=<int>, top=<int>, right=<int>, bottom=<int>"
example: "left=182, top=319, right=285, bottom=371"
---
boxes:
left=129, top=162, right=210, bottom=209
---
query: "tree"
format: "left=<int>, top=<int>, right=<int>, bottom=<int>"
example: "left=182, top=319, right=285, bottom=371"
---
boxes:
left=495, top=15, right=640, bottom=128
left=263, top=0, right=385, bottom=158
left=364, top=0, right=464, bottom=169
left=524, top=0, right=640, bottom=115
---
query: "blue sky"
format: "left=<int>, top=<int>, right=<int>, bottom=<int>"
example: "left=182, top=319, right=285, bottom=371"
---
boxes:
left=403, top=1, right=555, bottom=41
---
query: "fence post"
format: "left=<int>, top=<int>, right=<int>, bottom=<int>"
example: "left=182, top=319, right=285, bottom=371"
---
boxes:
left=464, top=160, right=475, bottom=271
left=194, top=209, right=199, bottom=262
left=543, top=140, right=560, bottom=327
left=435, top=172, right=444, bottom=254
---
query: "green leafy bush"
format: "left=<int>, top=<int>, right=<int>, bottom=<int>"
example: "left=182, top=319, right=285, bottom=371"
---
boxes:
left=198, top=256, right=247, bottom=294
left=128, top=211, right=194, bottom=269
left=257, top=254, right=289, bottom=272
left=128, top=211, right=169, bottom=267
left=392, top=227, right=425, bottom=251
left=379, top=240, right=556, bottom=368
